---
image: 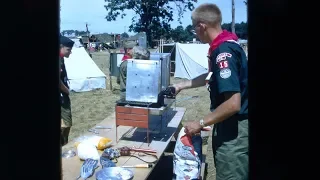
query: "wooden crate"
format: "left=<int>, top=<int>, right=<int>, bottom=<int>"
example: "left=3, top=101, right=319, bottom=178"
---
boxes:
left=115, top=106, right=151, bottom=144
left=116, top=106, right=149, bottom=128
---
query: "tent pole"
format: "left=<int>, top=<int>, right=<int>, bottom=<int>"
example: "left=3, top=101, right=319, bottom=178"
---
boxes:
left=108, top=57, right=113, bottom=91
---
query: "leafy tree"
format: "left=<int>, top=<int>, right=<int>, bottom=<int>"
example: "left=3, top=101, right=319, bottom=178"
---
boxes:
left=185, top=25, right=196, bottom=41
left=221, top=22, right=247, bottom=39
left=77, top=31, right=88, bottom=36
left=104, top=0, right=197, bottom=46
left=171, top=25, right=188, bottom=42
left=234, top=22, right=246, bottom=38
left=61, top=30, right=89, bottom=36
left=61, top=30, right=74, bottom=36
left=222, top=23, right=232, bottom=32
left=121, top=32, right=129, bottom=39
left=170, top=25, right=196, bottom=42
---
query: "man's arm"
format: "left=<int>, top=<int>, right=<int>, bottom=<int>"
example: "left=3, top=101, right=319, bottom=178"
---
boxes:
left=59, top=65, right=69, bottom=95
left=173, top=73, right=208, bottom=93
left=60, top=80, right=69, bottom=95
left=184, top=92, right=241, bottom=135
left=203, top=92, right=241, bottom=126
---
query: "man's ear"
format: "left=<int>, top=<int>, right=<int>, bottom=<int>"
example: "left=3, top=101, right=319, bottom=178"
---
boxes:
left=199, top=23, right=206, bottom=31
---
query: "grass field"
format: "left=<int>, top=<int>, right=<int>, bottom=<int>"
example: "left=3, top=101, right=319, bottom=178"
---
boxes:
left=68, top=50, right=216, bottom=179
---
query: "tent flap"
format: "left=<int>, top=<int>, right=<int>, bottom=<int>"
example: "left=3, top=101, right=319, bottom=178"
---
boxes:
left=174, top=43, right=209, bottom=80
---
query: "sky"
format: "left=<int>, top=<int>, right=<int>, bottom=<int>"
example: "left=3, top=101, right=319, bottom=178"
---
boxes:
left=60, top=0, right=247, bottom=35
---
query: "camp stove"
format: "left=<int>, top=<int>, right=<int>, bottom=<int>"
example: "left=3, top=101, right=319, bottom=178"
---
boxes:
left=116, top=55, right=175, bottom=146
left=125, top=53, right=171, bottom=103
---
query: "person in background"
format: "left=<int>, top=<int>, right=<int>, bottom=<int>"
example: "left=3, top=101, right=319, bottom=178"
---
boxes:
left=122, top=47, right=132, bottom=61
left=119, top=46, right=150, bottom=101
left=59, top=35, right=75, bottom=146
left=117, top=44, right=134, bottom=84
left=171, top=3, right=248, bottom=180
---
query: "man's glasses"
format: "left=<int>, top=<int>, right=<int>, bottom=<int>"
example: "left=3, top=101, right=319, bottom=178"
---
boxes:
left=191, top=23, right=201, bottom=35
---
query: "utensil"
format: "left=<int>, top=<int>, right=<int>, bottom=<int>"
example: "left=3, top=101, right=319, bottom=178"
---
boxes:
left=129, top=146, right=157, bottom=154
left=95, top=125, right=112, bottom=129
left=61, top=150, right=76, bottom=158
left=96, top=167, right=134, bottom=180
left=100, top=156, right=116, bottom=168
left=122, top=164, right=153, bottom=168
left=76, top=158, right=99, bottom=180
left=88, top=129, right=99, bottom=134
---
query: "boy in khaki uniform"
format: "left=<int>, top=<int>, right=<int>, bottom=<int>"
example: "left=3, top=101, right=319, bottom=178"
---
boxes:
left=59, top=35, right=74, bottom=146
left=119, top=46, right=150, bottom=100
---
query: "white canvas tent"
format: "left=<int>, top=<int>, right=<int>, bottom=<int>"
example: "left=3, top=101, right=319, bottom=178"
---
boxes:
left=167, top=43, right=209, bottom=80
left=158, top=41, right=246, bottom=79
left=174, top=43, right=209, bottom=79
left=64, top=40, right=106, bottom=92
left=71, top=38, right=83, bottom=48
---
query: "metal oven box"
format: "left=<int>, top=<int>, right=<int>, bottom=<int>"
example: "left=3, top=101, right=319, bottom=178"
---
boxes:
left=150, top=53, right=171, bottom=90
left=126, top=60, right=162, bottom=103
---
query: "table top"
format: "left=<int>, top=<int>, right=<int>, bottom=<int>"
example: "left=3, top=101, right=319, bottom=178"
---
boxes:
left=61, top=107, right=186, bottom=180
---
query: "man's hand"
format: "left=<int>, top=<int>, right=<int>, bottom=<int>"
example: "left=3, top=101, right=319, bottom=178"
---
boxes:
left=171, top=81, right=190, bottom=95
left=184, top=121, right=202, bottom=136
left=62, top=89, right=70, bottom=95
left=60, top=80, right=70, bottom=95
left=172, top=84, right=182, bottom=95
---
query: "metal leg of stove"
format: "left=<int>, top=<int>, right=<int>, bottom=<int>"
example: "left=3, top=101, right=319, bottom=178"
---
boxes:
left=175, top=97, right=177, bottom=111
left=115, top=104, right=118, bottom=143
left=164, top=110, right=168, bottom=127
left=165, top=109, right=169, bottom=126
left=116, top=125, right=118, bottom=143
left=160, top=114, right=163, bottom=132
left=147, top=127, right=150, bottom=146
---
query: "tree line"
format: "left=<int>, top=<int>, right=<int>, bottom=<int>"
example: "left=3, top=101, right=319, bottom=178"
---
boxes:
left=61, top=1, right=247, bottom=44
left=103, top=0, right=247, bottom=45
left=170, top=22, right=247, bottom=42
left=61, top=30, right=89, bottom=36
left=61, top=21, right=247, bottom=44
